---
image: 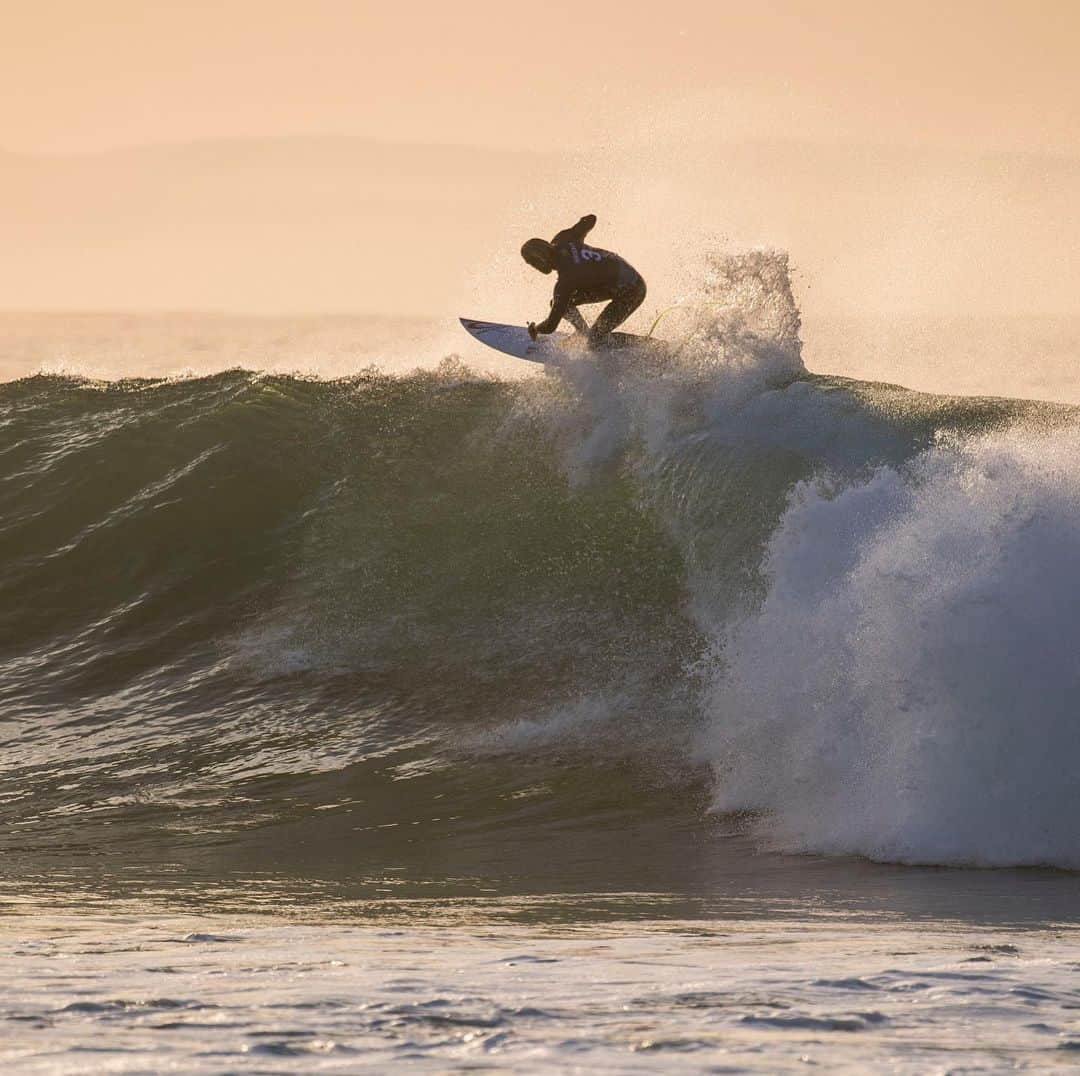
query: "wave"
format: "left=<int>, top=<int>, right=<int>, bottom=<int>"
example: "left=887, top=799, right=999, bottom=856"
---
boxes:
left=1, top=251, right=1078, bottom=883
left=703, top=425, right=1080, bottom=868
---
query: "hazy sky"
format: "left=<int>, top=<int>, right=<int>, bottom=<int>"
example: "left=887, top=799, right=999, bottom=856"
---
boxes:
left=2, top=1, right=1078, bottom=327
left=4, top=0, right=1079, bottom=156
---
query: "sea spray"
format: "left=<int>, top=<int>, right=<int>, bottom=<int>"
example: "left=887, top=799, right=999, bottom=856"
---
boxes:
left=700, top=425, right=1080, bottom=867
left=1, top=252, right=1078, bottom=878
left=494, top=252, right=1080, bottom=868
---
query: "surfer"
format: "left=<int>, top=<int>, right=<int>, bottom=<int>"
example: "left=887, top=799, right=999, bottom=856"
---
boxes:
left=521, top=214, right=646, bottom=347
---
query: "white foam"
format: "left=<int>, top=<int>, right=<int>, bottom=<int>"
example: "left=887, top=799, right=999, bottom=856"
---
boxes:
left=4, top=913, right=1078, bottom=1072
left=700, top=425, right=1080, bottom=867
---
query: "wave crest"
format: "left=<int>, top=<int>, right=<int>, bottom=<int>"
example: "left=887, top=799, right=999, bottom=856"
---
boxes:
left=702, top=425, right=1080, bottom=867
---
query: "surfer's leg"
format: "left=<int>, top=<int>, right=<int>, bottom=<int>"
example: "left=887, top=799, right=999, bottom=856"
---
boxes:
left=588, top=277, right=646, bottom=346
left=563, top=304, right=590, bottom=334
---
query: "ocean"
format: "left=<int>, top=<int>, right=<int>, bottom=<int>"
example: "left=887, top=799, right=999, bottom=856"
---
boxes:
left=2, top=254, right=1078, bottom=1071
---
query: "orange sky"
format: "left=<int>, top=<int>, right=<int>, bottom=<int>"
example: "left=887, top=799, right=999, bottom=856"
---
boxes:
left=3, top=1, right=1079, bottom=156
left=2, top=2, right=1078, bottom=323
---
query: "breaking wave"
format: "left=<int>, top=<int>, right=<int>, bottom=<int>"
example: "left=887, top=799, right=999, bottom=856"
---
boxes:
left=1, top=250, right=1078, bottom=890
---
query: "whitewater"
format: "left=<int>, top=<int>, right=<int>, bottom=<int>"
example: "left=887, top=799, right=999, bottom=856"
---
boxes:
left=1, top=252, right=1078, bottom=1070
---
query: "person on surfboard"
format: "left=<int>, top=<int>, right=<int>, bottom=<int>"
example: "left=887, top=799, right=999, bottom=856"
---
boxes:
left=521, top=214, right=646, bottom=348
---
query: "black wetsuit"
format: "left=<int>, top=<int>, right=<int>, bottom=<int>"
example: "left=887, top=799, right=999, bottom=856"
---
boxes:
left=534, top=215, right=646, bottom=343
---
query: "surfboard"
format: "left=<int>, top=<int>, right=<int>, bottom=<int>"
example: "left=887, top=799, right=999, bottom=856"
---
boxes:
left=459, top=318, right=664, bottom=364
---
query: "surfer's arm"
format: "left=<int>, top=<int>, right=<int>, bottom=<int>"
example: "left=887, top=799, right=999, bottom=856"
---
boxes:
left=572, top=213, right=596, bottom=240
left=534, top=282, right=573, bottom=335
left=550, top=214, right=597, bottom=246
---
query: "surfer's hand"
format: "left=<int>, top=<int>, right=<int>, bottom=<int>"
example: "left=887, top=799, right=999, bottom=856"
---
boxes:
left=527, top=322, right=539, bottom=340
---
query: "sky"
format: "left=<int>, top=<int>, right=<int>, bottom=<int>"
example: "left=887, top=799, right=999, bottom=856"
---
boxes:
left=3, top=0, right=1078, bottom=157
left=0, top=1, right=1077, bottom=323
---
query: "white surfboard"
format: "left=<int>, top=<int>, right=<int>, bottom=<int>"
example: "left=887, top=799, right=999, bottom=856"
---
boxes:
left=458, top=318, right=567, bottom=363
left=459, top=318, right=665, bottom=364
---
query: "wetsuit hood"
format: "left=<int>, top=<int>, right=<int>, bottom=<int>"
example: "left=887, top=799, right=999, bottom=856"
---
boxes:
left=521, top=238, right=556, bottom=274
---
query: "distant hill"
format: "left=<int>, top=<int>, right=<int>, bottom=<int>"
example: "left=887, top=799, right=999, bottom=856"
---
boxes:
left=0, top=137, right=561, bottom=315
left=1, top=136, right=1077, bottom=318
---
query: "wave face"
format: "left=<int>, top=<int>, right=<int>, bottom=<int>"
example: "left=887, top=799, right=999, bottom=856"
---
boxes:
left=2, top=253, right=1079, bottom=893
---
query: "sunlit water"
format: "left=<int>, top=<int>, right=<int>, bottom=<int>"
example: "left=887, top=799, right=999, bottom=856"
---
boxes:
left=3, top=907, right=1078, bottom=1073
left=3, top=263, right=1079, bottom=1070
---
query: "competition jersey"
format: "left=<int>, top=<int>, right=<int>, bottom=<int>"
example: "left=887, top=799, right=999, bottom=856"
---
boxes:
left=534, top=215, right=642, bottom=334
left=549, top=217, right=638, bottom=306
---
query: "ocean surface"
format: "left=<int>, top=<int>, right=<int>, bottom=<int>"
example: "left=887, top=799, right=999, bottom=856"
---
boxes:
left=2, top=254, right=1079, bottom=1071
